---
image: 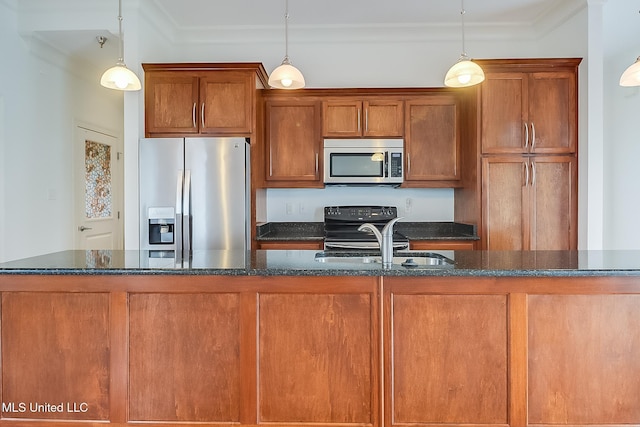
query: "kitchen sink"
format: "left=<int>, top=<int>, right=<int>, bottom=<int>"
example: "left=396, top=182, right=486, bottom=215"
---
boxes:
left=314, top=251, right=455, bottom=268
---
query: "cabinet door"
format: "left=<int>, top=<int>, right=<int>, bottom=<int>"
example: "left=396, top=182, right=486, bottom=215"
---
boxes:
left=529, top=156, right=577, bottom=250
left=266, top=101, right=322, bottom=186
left=480, top=73, right=528, bottom=154
left=482, top=157, right=528, bottom=250
left=528, top=72, right=577, bottom=154
left=322, top=100, right=362, bottom=137
left=145, top=72, right=199, bottom=135
left=363, top=99, right=404, bottom=137
left=387, top=291, right=508, bottom=425
left=259, top=287, right=378, bottom=425
left=199, top=72, right=253, bottom=135
left=405, top=97, right=460, bottom=183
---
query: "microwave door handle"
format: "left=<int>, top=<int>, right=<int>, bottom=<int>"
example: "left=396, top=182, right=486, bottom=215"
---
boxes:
left=385, top=151, right=389, bottom=177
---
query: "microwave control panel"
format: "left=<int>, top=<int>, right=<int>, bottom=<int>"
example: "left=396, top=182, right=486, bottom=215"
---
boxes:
left=389, top=152, right=403, bottom=177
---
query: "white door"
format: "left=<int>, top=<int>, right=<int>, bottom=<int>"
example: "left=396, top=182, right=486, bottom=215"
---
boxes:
left=74, top=126, right=123, bottom=250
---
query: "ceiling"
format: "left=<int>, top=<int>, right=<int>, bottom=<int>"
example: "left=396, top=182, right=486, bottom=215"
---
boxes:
left=151, top=0, right=568, bottom=27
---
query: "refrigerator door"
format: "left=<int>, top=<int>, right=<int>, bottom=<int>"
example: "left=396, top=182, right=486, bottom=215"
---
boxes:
left=139, top=138, right=184, bottom=252
left=185, top=138, right=250, bottom=251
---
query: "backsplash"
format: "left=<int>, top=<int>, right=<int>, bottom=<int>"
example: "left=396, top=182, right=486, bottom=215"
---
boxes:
left=265, top=187, right=454, bottom=222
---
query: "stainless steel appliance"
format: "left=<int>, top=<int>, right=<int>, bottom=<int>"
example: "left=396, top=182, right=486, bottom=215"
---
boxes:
left=323, top=139, right=404, bottom=185
left=323, top=206, right=409, bottom=250
left=139, top=138, right=250, bottom=258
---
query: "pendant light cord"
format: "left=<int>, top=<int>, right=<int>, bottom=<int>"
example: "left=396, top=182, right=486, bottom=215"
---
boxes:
left=460, top=0, right=467, bottom=58
left=117, top=0, right=125, bottom=65
left=283, top=0, right=290, bottom=62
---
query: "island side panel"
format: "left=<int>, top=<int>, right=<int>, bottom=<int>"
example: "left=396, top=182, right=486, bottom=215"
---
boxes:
left=128, top=292, right=242, bottom=422
left=1, top=292, right=110, bottom=421
left=386, top=288, right=509, bottom=425
left=528, top=294, right=640, bottom=424
left=257, top=276, right=380, bottom=427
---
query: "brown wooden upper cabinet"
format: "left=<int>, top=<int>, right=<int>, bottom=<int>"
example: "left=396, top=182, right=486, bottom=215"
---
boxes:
left=404, top=95, right=460, bottom=186
left=322, top=98, right=404, bottom=137
left=143, top=65, right=262, bottom=137
left=480, top=69, right=577, bottom=155
left=265, top=99, right=323, bottom=187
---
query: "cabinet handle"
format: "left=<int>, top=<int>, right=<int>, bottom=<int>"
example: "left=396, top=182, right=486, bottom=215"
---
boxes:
left=365, top=109, right=369, bottom=132
left=201, top=103, right=205, bottom=128
left=407, top=153, right=411, bottom=175
left=531, top=161, right=536, bottom=186
left=524, top=122, right=529, bottom=149
left=315, top=152, right=319, bottom=177
left=192, top=103, right=196, bottom=128
left=357, top=109, right=361, bottom=133
left=531, top=122, right=536, bottom=150
left=269, top=147, right=273, bottom=177
left=524, top=161, right=529, bottom=186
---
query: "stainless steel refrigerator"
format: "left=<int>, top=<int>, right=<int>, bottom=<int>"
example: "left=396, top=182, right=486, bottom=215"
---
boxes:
left=139, top=137, right=250, bottom=260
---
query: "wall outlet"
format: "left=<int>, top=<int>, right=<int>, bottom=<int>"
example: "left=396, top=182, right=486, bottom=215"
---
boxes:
left=286, top=203, right=293, bottom=215
left=405, top=197, right=412, bottom=213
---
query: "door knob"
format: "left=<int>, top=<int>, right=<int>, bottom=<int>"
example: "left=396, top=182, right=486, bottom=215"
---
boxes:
left=78, top=226, right=93, bottom=231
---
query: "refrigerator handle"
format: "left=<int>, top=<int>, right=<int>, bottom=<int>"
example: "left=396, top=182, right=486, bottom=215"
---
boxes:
left=175, top=171, right=184, bottom=257
left=183, top=169, right=192, bottom=255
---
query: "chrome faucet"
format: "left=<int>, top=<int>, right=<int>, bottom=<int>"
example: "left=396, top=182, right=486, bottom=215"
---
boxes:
left=358, top=217, right=403, bottom=269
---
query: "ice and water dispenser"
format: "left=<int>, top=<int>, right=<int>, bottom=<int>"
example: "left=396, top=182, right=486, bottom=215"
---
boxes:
left=148, top=207, right=175, bottom=245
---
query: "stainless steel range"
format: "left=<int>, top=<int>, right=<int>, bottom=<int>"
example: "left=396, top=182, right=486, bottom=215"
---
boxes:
left=323, top=206, right=409, bottom=251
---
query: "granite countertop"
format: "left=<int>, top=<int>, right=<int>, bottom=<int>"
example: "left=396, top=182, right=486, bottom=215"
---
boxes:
left=2, top=249, right=640, bottom=277
left=256, top=222, right=324, bottom=241
left=255, top=221, right=478, bottom=241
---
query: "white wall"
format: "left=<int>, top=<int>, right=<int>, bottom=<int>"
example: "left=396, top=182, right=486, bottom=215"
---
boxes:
left=265, top=188, right=454, bottom=222
left=603, top=1, right=640, bottom=249
left=0, top=0, right=123, bottom=262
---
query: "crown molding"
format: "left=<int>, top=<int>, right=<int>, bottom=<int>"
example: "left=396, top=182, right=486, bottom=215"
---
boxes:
left=532, top=0, right=588, bottom=38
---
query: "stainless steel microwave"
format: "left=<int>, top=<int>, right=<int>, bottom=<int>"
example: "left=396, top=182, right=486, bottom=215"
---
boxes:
left=323, top=139, right=404, bottom=185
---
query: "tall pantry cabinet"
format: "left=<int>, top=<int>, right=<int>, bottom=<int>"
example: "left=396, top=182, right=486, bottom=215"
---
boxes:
left=474, top=58, right=581, bottom=250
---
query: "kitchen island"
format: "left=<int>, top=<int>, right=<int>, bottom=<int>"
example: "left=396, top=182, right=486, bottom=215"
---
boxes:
left=1, top=249, right=640, bottom=426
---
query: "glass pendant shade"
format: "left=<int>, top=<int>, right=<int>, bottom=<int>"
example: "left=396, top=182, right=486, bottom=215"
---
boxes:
left=100, top=0, right=141, bottom=91
left=268, top=0, right=305, bottom=89
left=620, top=57, right=640, bottom=87
left=444, top=0, right=484, bottom=88
left=101, top=63, right=142, bottom=91
left=444, top=56, right=485, bottom=88
left=268, top=59, right=305, bottom=89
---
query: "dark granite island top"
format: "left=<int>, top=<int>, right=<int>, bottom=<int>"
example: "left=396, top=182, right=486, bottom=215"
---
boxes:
left=1, top=249, right=640, bottom=277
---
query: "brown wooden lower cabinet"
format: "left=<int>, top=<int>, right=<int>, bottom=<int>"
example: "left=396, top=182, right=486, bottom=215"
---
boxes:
left=2, top=274, right=640, bottom=426
left=256, top=240, right=324, bottom=250
left=409, top=240, right=476, bottom=250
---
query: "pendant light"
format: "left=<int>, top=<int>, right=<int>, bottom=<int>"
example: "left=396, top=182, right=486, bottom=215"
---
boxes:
left=444, top=0, right=485, bottom=88
left=620, top=56, right=640, bottom=87
left=268, top=0, right=305, bottom=89
left=100, top=0, right=141, bottom=91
